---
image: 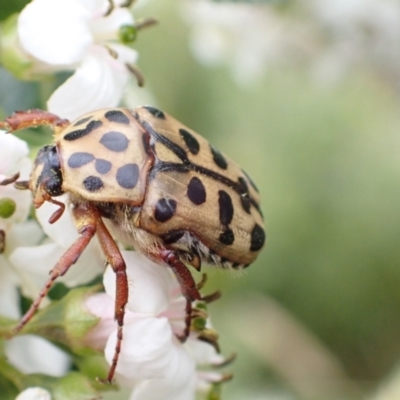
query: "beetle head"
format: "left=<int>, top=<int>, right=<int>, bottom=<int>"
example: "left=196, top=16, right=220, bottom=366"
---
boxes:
left=30, top=145, right=64, bottom=209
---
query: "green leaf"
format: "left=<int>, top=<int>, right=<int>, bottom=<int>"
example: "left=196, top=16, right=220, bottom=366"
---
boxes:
left=0, top=0, right=29, bottom=21
left=52, top=372, right=100, bottom=400
left=0, top=14, right=34, bottom=79
left=0, top=315, right=17, bottom=338
left=18, top=286, right=101, bottom=355
left=74, top=355, right=116, bottom=393
left=206, top=383, right=223, bottom=400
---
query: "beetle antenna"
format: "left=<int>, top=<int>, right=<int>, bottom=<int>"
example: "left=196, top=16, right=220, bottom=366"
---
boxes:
left=14, top=181, right=30, bottom=190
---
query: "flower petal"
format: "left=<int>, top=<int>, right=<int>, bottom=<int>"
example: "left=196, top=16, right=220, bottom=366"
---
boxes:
left=103, top=251, right=176, bottom=315
left=0, top=255, right=20, bottom=319
left=0, top=184, right=32, bottom=229
left=16, top=387, right=51, bottom=400
left=0, top=134, right=32, bottom=228
left=129, top=342, right=196, bottom=400
left=0, top=132, right=29, bottom=173
left=84, top=292, right=116, bottom=349
left=6, top=334, right=71, bottom=376
left=6, top=220, right=43, bottom=252
left=47, top=49, right=132, bottom=120
left=10, top=238, right=103, bottom=298
left=186, top=337, right=226, bottom=366
left=105, top=317, right=174, bottom=382
left=10, top=242, right=67, bottom=299
left=90, top=8, right=135, bottom=42
left=18, top=0, right=92, bottom=65
left=35, top=197, right=78, bottom=248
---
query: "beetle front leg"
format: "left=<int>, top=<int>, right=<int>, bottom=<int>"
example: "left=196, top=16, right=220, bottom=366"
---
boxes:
left=0, top=109, right=69, bottom=134
left=14, top=204, right=98, bottom=333
left=95, top=218, right=128, bottom=384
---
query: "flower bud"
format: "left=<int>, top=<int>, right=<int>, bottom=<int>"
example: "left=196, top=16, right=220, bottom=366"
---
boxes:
left=0, top=197, right=16, bottom=218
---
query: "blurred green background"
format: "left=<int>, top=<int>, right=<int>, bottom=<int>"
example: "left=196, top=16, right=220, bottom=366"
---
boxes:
left=2, top=1, right=400, bottom=399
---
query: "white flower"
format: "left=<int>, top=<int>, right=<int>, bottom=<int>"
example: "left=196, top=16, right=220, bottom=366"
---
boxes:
left=0, top=132, right=32, bottom=231
left=309, top=0, right=400, bottom=83
left=5, top=334, right=71, bottom=377
left=9, top=196, right=104, bottom=301
left=17, top=0, right=139, bottom=119
left=16, top=387, right=51, bottom=400
left=0, top=221, right=43, bottom=319
left=85, top=251, right=226, bottom=400
left=0, top=133, right=36, bottom=319
left=182, top=0, right=307, bottom=86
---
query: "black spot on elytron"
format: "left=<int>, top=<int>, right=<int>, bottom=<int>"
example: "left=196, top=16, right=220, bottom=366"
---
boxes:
left=144, top=106, right=165, bottom=119
left=162, top=230, right=184, bottom=244
left=240, top=195, right=251, bottom=214
left=73, top=116, right=92, bottom=126
left=210, top=145, right=228, bottom=170
left=242, top=168, right=259, bottom=193
left=218, top=190, right=234, bottom=225
left=67, top=152, right=94, bottom=168
left=95, top=159, right=112, bottom=174
left=154, top=198, right=177, bottom=222
left=104, top=109, right=130, bottom=124
left=238, top=177, right=251, bottom=214
left=250, top=224, right=265, bottom=252
left=83, top=176, right=104, bottom=192
left=116, top=163, right=139, bottom=189
left=187, top=176, right=206, bottom=205
left=64, top=120, right=103, bottom=141
left=238, top=176, right=248, bottom=193
left=179, top=129, right=199, bottom=155
left=100, top=131, right=129, bottom=152
left=219, top=228, right=235, bottom=245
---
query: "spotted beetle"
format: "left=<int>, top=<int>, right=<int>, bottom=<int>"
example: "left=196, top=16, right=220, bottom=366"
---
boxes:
left=0, top=106, right=265, bottom=382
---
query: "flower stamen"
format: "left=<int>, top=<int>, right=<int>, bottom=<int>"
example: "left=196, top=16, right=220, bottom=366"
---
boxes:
left=0, top=229, right=5, bottom=253
left=126, top=63, right=145, bottom=87
left=0, top=172, right=20, bottom=186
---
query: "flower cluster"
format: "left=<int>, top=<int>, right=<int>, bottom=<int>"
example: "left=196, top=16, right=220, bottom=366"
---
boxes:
left=0, top=2, right=231, bottom=399
left=86, top=251, right=229, bottom=400
left=1, top=0, right=140, bottom=120
left=183, top=0, right=400, bottom=86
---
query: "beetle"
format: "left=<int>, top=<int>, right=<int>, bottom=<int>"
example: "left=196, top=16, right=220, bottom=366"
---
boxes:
left=0, top=106, right=265, bottom=382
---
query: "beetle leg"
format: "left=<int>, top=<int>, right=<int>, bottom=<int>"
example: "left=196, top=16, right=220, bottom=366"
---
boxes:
left=159, top=250, right=201, bottom=341
left=0, top=109, right=69, bottom=134
left=95, top=218, right=128, bottom=384
left=14, top=204, right=97, bottom=333
left=161, top=250, right=201, bottom=302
